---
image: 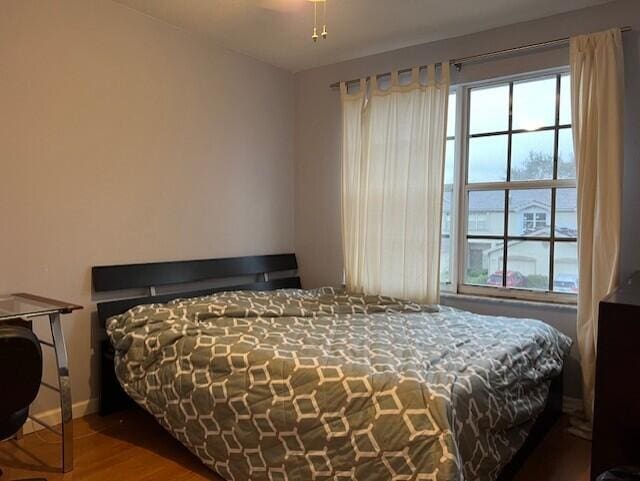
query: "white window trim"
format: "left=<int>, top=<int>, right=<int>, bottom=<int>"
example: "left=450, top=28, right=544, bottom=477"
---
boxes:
left=442, top=67, right=577, bottom=305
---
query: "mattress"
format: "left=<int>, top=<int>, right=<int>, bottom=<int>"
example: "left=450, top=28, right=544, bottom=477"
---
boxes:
left=107, top=287, right=571, bottom=481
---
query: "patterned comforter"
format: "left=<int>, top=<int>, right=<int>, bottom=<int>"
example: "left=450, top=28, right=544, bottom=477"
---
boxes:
left=107, top=287, right=571, bottom=481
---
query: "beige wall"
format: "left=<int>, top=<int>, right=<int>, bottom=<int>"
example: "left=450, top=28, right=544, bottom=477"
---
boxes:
left=294, top=0, right=640, bottom=399
left=0, top=0, right=294, bottom=416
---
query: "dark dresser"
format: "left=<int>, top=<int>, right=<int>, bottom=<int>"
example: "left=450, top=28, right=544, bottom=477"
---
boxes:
left=591, top=271, right=640, bottom=479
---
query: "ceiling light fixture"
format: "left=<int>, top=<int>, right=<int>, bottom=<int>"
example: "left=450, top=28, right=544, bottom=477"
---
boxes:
left=310, top=0, right=327, bottom=43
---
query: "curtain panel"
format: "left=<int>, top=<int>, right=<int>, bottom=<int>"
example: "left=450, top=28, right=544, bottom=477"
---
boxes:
left=570, top=28, right=624, bottom=422
left=341, top=64, right=450, bottom=304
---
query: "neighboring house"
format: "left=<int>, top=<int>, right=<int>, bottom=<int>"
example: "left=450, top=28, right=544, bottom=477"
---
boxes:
left=485, top=231, right=578, bottom=278
left=441, top=188, right=577, bottom=284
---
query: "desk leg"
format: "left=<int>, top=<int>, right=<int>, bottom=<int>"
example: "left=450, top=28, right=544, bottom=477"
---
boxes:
left=49, top=312, right=74, bottom=472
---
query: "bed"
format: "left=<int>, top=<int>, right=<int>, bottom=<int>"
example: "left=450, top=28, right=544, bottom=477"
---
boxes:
left=93, top=254, right=571, bottom=481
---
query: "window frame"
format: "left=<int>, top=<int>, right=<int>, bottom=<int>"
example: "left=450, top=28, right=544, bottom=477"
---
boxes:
left=443, top=68, right=577, bottom=304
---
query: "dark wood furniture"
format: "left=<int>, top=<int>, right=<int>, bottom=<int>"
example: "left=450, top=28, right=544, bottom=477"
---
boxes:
left=0, top=293, right=82, bottom=473
left=591, top=271, right=640, bottom=479
left=92, top=253, right=301, bottom=415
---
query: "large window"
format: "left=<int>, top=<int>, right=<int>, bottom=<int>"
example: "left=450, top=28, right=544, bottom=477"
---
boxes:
left=441, top=70, right=578, bottom=302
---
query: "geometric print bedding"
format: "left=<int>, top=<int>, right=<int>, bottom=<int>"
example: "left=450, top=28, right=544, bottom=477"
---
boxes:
left=107, top=287, right=571, bottom=481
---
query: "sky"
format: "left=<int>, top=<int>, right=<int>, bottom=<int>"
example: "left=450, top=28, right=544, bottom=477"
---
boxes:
left=444, top=74, right=574, bottom=185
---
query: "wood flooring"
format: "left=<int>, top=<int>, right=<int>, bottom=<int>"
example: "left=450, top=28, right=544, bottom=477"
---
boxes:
left=0, top=410, right=591, bottom=481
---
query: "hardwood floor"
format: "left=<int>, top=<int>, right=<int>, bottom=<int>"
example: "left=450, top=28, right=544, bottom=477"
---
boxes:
left=0, top=411, right=590, bottom=480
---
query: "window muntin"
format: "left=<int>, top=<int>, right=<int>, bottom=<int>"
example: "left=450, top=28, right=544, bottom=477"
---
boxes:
left=442, top=70, right=577, bottom=301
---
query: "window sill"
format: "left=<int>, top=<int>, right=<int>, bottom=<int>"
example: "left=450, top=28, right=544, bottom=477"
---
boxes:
left=440, top=291, right=578, bottom=312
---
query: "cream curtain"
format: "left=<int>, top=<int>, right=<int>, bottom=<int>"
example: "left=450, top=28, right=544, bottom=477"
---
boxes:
left=341, top=64, right=450, bottom=304
left=570, top=28, right=624, bottom=422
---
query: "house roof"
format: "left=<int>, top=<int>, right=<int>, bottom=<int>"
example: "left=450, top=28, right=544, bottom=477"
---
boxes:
left=484, top=225, right=578, bottom=255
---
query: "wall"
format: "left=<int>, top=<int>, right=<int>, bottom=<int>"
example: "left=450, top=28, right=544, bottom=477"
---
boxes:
left=294, top=0, right=640, bottom=399
left=0, top=0, right=295, bottom=418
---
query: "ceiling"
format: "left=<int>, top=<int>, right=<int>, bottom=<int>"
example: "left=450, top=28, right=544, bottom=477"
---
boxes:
left=113, top=0, right=613, bottom=72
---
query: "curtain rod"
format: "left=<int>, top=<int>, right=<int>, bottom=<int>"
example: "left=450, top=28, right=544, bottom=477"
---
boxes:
left=329, top=26, right=631, bottom=90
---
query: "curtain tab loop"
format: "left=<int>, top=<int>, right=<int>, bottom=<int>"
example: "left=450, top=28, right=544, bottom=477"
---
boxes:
left=426, top=65, right=436, bottom=86
left=391, top=70, right=400, bottom=87
left=370, top=74, right=380, bottom=93
left=440, top=62, right=450, bottom=86
left=411, top=67, right=420, bottom=85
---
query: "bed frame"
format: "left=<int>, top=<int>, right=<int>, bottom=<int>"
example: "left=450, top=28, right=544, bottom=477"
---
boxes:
left=92, top=253, right=562, bottom=481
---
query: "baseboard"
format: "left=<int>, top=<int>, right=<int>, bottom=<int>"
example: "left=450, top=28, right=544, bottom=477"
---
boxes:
left=22, top=398, right=100, bottom=435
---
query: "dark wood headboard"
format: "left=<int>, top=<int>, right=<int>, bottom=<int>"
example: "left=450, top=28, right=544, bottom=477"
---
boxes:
left=92, top=253, right=300, bottom=414
left=93, top=253, right=300, bottom=326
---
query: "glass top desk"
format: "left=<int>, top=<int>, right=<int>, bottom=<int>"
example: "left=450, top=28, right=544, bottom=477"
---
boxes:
left=0, top=293, right=82, bottom=473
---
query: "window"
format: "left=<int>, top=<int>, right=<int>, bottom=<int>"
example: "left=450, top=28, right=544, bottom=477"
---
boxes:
left=441, top=70, right=578, bottom=302
left=523, top=212, right=547, bottom=232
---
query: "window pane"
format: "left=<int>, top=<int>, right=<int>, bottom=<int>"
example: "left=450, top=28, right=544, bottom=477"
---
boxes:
left=440, top=235, right=451, bottom=284
left=560, top=74, right=571, bottom=125
left=447, top=92, right=456, bottom=138
left=506, top=240, right=550, bottom=290
left=508, top=189, right=552, bottom=237
left=553, top=242, right=578, bottom=293
left=510, top=130, right=555, bottom=181
left=442, top=189, right=452, bottom=231
left=440, top=189, right=453, bottom=284
left=468, top=190, right=504, bottom=235
left=469, top=84, right=509, bottom=134
left=464, top=238, right=500, bottom=286
left=444, top=139, right=455, bottom=186
left=468, top=135, right=508, bottom=183
left=558, top=128, right=576, bottom=179
left=512, top=77, right=557, bottom=130
left=556, top=188, right=577, bottom=238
